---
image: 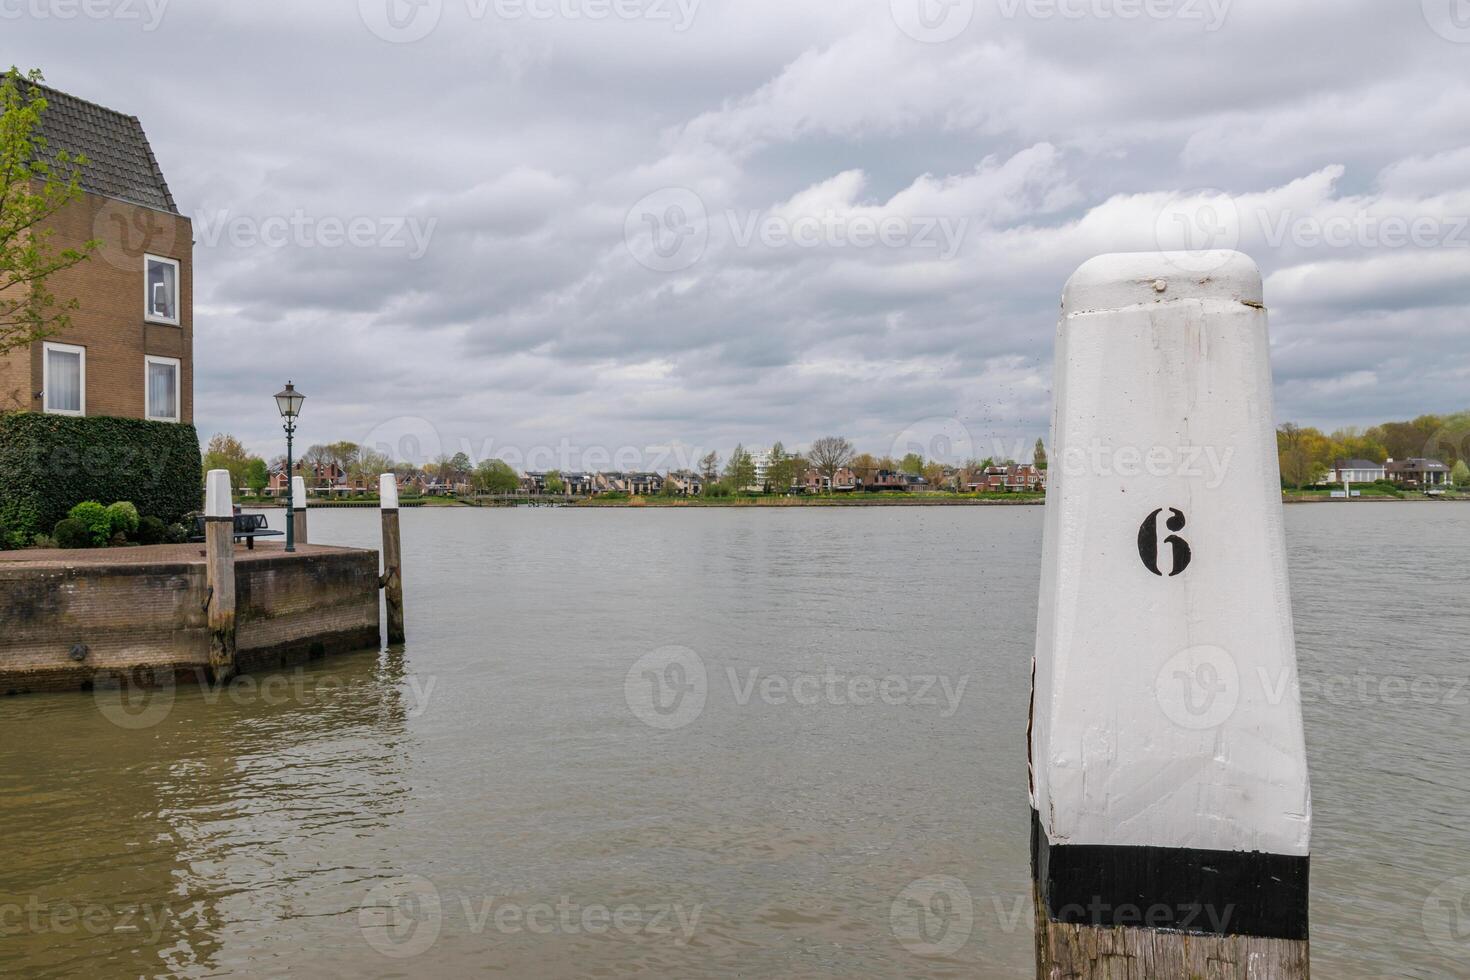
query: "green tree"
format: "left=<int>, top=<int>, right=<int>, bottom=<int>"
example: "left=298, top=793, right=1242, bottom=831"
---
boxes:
left=1033, top=437, right=1048, bottom=470
left=899, top=452, right=925, bottom=476
left=474, top=458, right=520, bottom=494
left=765, top=442, right=796, bottom=494
left=725, top=444, right=755, bottom=490
left=0, top=68, right=98, bottom=363
left=202, top=433, right=255, bottom=489
left=244, top=457, right=269, bottom=495
left=352, top=449, right=393, bottom=487
left=544, top=470, right=566, bottom=495
left=1277, top=423, right=1331, bottom=489
left=325, top=441, right=361, bottom=472
left=1452, top=460, right=1469, bottom=487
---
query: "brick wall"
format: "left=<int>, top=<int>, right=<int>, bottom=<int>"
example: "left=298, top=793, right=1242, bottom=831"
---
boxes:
left=0, top=547, right=380, bottom=694
left=0, top=190, right=194, bottom=423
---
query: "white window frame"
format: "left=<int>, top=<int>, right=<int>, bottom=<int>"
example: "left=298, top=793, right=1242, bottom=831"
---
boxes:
left=144, top=254, right=181, bottom=326
left=41, top=341, right=86, bottom=417
left=144, top=355, right=182, bottom=423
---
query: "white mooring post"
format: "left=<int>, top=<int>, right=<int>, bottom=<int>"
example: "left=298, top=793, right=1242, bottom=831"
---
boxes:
left=204, top=469, right=238, bottom=680
left=379, top=473, right=405, bottom=645
left=292, top=475, right=309, bottom=545
left=1030, top=252, right=1311, bottom=978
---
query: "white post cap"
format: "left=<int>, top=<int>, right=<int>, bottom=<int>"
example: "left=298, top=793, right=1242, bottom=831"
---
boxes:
left=205, top=469, right=233, bottom=518
left=379, top=473, right=399, bottom=509
left=292, top=475, right=308, bottom=508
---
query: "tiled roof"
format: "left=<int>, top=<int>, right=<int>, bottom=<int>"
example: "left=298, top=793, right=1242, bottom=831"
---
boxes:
left=31, top=83, right=178, bottom=214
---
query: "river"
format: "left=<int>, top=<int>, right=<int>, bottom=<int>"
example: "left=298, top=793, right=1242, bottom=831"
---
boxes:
left=1, top=504, right=1466, bottom=977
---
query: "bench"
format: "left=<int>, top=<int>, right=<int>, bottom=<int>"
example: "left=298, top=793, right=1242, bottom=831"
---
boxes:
left=188, top=512, right=286, bottom=550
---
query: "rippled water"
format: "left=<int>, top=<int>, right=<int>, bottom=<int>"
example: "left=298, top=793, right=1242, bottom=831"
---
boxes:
left=1, top=505, right=1466, bottom=978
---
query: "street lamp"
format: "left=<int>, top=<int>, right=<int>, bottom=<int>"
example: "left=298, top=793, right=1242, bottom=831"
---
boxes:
left=275, top=381, right=305, bottom=552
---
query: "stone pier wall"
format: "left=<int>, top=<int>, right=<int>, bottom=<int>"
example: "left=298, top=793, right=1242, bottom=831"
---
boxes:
left=0, top=545, right=381, bottom=694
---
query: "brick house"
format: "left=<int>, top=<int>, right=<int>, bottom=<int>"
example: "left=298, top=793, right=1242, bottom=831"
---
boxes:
left=0, top=84, right=193, bottom=424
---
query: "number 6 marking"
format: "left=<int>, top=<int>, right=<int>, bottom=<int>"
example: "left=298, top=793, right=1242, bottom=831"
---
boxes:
left=1138, top=507, right=1192, bottom=577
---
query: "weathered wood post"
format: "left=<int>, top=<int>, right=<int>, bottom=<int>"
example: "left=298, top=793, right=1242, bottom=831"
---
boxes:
left=1030, top=251, right=1311, bottom=978
left=292, top=475, right=309, bottom=545
left=203, top=469, right=237, bottom=681
left=379, top=473, right=405, bottom=645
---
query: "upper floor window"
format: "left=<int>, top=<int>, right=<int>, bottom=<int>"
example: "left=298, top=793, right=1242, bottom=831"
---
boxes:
left=43, top=342, right=85, bottom=416
left=145, top=355, right=181, bottom=422
left=145, top=254, right=180, bottom=325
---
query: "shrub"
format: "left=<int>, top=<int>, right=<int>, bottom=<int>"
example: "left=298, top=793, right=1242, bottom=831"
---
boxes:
left=106, top=501, right=140, bottom=537
left=164, top=523, right=189, bottom=544
left=0, top=414, right=202, bottom=544
left=68, top=501, right=113, bottom=546
left=31, top=533, right=56, bottom=549
left=137, top=515, right=167, bottom=545
left=53, top=518, right=90, bottom=549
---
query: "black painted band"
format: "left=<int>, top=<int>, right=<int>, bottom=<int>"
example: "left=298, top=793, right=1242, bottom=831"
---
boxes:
left=1030, top=810, right=1309, bottom=940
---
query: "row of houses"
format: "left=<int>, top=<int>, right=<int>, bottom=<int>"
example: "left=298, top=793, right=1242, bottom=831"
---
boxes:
left=1325, top=457, right=1452, bottom=488
left=263, top=461, right=1050, bottom=498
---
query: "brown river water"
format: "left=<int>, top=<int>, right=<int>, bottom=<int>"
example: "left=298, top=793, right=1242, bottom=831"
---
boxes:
left=1, top=505, right=1466, bottom=978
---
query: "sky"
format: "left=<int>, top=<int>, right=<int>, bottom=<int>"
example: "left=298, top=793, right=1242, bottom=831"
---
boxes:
left=8, top=0, right=1470, bottom=469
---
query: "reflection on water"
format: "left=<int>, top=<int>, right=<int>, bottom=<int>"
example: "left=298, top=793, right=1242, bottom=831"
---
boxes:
left=0, top=505, right=1466, bottom=977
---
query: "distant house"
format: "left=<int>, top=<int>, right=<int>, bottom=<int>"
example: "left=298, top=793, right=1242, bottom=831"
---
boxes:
left=0, top=84, right=194, bottom=423
left=977, top=463, right=1046, bottom=492
left=1385, top=457, right=1449, bottom=488
left=802, top=467, right=858, bottom=492
left=1327, top=458, right=1386, bottom=483
left=666, top=471, right=703, bottom=496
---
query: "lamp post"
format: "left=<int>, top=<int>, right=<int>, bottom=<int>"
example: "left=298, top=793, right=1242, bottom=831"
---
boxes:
left=274, top=382, right=305, bottom=552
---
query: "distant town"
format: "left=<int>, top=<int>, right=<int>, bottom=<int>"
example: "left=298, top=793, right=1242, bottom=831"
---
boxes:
left=200, top=416, right=1470, bottom=502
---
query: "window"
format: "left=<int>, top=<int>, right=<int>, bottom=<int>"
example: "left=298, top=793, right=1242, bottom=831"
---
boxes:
left=145, top=356, right=181, bottom=422
left=43, top=342, right=85, bottom=416
left=145, top=254, right=180, bottom=324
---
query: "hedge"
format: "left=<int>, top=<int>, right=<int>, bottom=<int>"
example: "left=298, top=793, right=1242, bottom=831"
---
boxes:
left=0, top=413, right=202, bottom=546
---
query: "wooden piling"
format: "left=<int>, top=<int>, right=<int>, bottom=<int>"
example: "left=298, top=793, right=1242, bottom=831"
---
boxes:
left=292, top=475, right=309, bottom=545
left=1030, top=252, right=1311, bottom=978
left=203, top=469, right=237, bottom=680
left=379, top=473, right=405, bottom=645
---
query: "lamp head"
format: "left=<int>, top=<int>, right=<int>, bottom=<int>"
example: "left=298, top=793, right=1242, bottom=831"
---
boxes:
left=274, top=381, right=305, bottom=419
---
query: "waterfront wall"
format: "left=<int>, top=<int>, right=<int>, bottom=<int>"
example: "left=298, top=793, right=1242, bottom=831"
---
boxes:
left=0, top=546, right=381, bottom=694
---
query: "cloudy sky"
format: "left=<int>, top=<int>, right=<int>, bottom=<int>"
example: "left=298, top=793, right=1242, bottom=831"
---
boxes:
left=11, top=0, right=1470, bottom=468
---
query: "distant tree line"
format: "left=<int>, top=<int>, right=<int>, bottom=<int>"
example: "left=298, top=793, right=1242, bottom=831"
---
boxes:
left=1276, top=411, right=1470, bottom=488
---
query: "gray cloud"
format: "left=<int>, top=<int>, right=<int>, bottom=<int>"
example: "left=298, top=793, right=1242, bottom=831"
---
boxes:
left=10, top=0, right=1470, bottom=463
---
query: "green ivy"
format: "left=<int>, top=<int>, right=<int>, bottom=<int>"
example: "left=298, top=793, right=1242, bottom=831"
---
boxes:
left=0, top=414, right=202, bottom=546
